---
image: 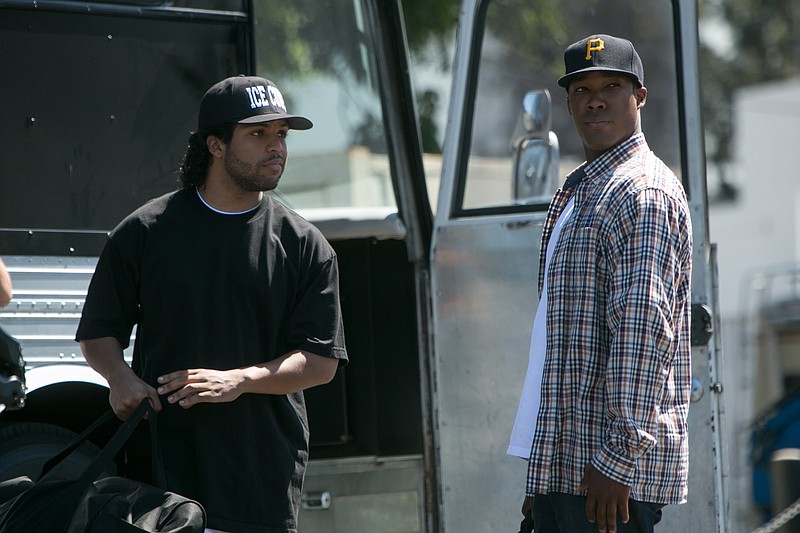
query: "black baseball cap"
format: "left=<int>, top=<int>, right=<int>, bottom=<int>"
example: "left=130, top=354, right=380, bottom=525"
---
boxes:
left=198, top=75, right=313, bottom=131
left=557, top=34, right=644, bottom=89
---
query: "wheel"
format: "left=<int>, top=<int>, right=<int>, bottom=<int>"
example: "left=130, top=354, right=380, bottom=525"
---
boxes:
left=0, top=422, right=116, bottom=481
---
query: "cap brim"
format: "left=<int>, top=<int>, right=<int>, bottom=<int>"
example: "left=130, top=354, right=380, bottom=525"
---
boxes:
left=238, top=113, right=313, bottom=130
left=558, top=67, right=642, bottom=88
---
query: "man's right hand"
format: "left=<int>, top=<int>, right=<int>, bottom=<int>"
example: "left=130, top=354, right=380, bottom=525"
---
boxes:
left=79, top=336, right=162, bottom=420
left=106, top=365, right=162, bottom=420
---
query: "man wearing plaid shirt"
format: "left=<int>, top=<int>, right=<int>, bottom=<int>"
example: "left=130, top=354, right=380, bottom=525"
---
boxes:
left=515, top=35, right=692, bottom=533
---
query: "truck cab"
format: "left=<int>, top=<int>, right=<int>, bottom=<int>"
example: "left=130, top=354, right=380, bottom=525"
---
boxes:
left=0, top=0, right=725, bottom=531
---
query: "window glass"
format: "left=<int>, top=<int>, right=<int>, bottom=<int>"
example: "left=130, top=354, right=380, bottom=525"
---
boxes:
left=85, top=0, right=247, bottom=10
left=461, top=0, right=680, bottom=212
left=252, top=1, right=396, bottom=210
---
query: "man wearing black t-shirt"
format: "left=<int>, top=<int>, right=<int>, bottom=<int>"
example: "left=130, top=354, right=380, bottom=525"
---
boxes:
left=76, top=75, right=348, bottom=533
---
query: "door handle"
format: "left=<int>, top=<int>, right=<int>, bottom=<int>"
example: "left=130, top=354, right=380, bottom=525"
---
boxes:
left=301, top=491, right=332, bottom=510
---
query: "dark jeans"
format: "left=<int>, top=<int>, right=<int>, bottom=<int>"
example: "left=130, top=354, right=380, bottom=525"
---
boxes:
left=530, top=493, right=664, bottom=533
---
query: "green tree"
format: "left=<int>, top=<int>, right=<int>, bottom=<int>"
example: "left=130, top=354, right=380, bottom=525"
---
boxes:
left=699, top=0, right=799, bottom=200
left=249, top=0, right=799, bottom=177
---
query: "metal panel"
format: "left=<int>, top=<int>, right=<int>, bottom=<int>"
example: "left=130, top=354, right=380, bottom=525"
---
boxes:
left=430, top=1, right=726, bottom=531
left=660, top=247, right=728, bottom=532
left=429, top=216, right=543, bottom=531
left=658, top=0, right=729, bottom=531
left=0, top=6, right=248, bottom=256
left=299, top=455, right=425, bottom=533
left=0, top=256, right=136, bottom=368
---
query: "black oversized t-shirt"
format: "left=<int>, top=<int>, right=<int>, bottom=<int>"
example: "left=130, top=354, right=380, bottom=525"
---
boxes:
left=76, top=189, right=348, bottom=533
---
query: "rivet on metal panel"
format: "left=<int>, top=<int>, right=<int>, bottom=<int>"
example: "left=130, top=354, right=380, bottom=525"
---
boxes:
left=690, top=378, right=704, bottom=403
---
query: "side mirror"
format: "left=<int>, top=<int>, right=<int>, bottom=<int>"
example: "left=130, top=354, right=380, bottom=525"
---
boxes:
left=522, top=90, right=550, bottom=132
left=512, top=89, right=560, bottom=203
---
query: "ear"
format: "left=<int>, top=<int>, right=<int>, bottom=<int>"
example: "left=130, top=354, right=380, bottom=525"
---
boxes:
left=635, top=86, right=647, bottom=109
left=206, top=135, right=226, bottom=158
left=565, top=95, right=573, bottom=117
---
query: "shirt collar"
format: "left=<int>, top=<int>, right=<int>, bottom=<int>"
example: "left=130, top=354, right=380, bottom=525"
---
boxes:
left=583, top=132, right=649, bottom=180
left=562, top=165, right=586, bottom=190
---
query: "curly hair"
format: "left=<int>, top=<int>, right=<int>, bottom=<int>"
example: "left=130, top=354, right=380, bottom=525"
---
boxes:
left=177, top=123, right=235, bottom=189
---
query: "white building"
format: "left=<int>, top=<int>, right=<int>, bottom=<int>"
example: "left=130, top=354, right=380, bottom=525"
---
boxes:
left=710, top=77, right=800, bottom=532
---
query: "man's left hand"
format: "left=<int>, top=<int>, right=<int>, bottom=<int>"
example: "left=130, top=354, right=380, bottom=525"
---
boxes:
left=157, top=368, right=244, bottom=408
left=578, top=463, right=631, bottom=533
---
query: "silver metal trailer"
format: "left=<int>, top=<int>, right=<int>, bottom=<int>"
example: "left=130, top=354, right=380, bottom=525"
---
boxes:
left=0, top=0, right=727, bottom=531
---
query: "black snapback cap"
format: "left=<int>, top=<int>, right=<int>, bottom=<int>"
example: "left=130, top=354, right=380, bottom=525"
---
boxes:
left=198, top=75, right=313, bottom=131
left=558, top=34, right=644, bottom=88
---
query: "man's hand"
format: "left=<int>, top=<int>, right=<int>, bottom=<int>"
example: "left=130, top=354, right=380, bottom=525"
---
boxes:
left=518, top=496, right=534, bottom=533
left=80, top=337, right=161, bottom=420
left=157, top=368, right=245, bottom=408
left=157, top=351, right=338, bottom=408
left=578, top=463, right=631, bottom=533
left=521, top=495, right=532, bottom=517
left=105, top=365, right=162, bottom=420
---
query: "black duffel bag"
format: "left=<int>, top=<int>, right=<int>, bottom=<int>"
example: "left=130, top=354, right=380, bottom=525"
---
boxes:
left=0, top=399, right=206, bottom=532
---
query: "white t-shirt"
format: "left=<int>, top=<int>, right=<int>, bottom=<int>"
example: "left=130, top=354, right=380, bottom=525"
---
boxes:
left=507, top=196, right=575, bottom=458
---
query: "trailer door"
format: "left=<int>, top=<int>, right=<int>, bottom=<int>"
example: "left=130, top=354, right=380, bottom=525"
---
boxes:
left=429, top=0, right=725, bottom=531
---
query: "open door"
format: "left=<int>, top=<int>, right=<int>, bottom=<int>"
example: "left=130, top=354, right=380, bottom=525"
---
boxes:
left=429, top=0, right=726, bottom=531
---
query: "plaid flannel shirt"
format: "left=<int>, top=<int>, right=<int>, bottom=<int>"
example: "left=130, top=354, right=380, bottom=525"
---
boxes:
left=526, top=133, right=692, bottom=505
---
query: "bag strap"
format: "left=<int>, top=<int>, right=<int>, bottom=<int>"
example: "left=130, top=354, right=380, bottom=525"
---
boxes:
left=0, top=401, right=169, bottom=532
left=148, top=408, right=167, bottom=488
left=39, top=399, right=168, bottom=489
left=77, top=400, right=154, bottom=485
left=38, top=411, right=115, bottom=479
left=39, top=400, right=153, bottom=483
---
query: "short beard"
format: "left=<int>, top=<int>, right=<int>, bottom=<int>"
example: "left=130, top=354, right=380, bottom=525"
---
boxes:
left=223, top=151, right=282, bottom=192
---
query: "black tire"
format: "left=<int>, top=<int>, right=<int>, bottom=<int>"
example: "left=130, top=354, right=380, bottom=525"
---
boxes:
left=0, top=422, right=116, bottom=481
